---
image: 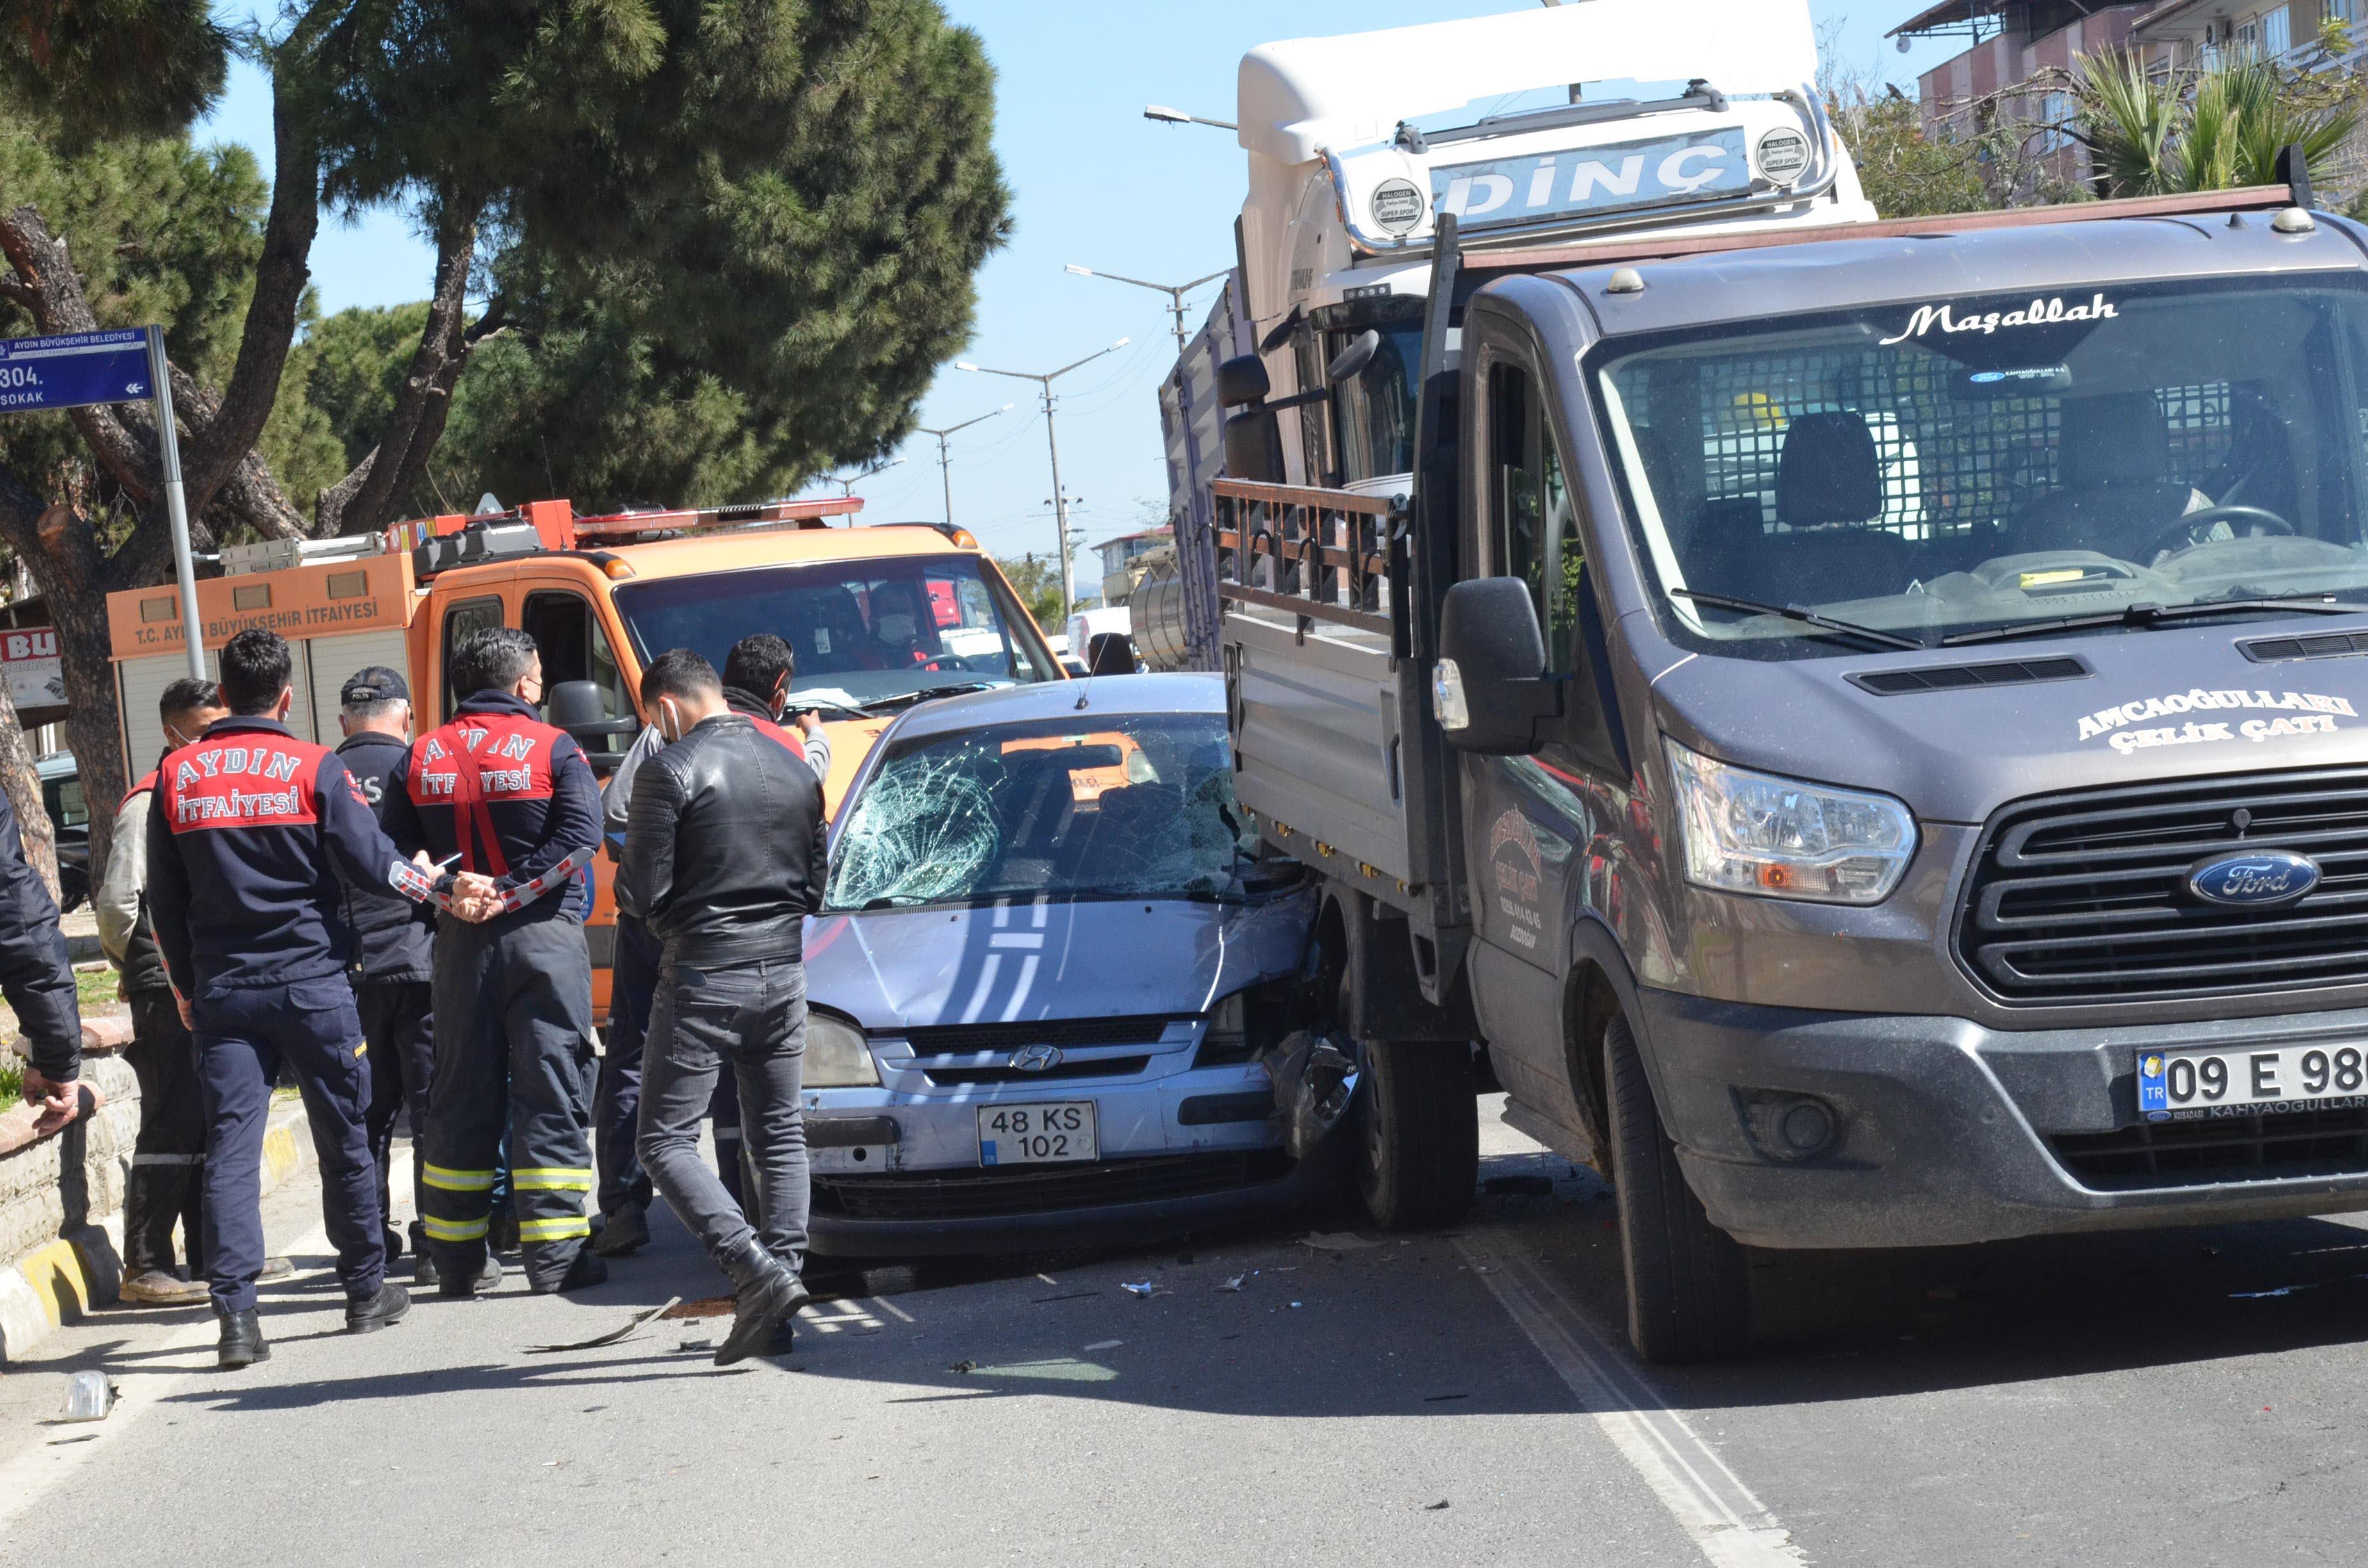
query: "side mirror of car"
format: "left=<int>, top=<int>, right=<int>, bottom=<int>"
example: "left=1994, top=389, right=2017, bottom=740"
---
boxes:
left=545, top=679, right=638, bottom=767
left=1326, top=329, right=1381, bottom=386
left=1434, top=578, right=1565, bottom=755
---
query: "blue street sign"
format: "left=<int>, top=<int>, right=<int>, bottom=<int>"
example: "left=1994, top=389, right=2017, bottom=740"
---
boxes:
left=0, top=329, right=152, bottom=413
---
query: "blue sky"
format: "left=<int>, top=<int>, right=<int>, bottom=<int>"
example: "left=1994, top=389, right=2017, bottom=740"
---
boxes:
left=199, top=3, right=1958, bottom=566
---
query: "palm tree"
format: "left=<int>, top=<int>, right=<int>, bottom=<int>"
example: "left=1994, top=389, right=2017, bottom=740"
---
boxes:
left=2073, top=46, right=2359, bottom=199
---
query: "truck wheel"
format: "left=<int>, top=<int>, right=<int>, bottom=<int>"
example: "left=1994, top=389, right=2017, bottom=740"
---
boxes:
left=1604, top=1015, right=1751, bottom=1363
left=1356, top=1038, right=1479, bottom=1230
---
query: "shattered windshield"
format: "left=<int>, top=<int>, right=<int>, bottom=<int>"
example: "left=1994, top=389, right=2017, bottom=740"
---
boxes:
left=1590, top=275, right=2368, bottom=656
left=824, top=713, right=1261, bottom=911
left=616, top=554, right=1054, bottom=710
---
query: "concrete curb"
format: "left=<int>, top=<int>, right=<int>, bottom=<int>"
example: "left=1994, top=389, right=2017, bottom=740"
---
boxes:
left=0, top=1098, right=315, bottom=1367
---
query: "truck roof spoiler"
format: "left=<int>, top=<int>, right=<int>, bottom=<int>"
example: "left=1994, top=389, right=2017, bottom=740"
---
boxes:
left=1461, top=181, right=2314, bottom=279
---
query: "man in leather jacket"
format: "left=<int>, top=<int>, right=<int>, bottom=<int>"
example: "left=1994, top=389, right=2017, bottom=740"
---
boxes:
left=622, top=648, right=826, bottom=1365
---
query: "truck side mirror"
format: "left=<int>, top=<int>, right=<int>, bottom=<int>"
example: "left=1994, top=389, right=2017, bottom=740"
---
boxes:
left=545, top=679, right=637, bottom=772
left=1326, top=330, right=1381, bottom=386
left=1434, top=578, right=1565, bottom=755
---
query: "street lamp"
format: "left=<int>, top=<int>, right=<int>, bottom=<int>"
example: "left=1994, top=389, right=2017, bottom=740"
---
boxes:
left=1144, top=104, right=1239, bottom=132
left=956, top=339, right=1130, bottom=620
left=911, top=404, right=1013, bottom=527
left=1064, top=265, right=1231, bottom=366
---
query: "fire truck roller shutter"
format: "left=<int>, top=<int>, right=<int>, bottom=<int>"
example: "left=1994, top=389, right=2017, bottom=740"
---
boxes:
left=306, top=630, right=411, bottom=740
left=117, top=649, right=220, bottom=771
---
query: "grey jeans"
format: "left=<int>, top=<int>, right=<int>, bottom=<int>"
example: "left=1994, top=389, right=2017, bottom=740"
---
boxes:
left=635, top=956, right=809, bottom=1275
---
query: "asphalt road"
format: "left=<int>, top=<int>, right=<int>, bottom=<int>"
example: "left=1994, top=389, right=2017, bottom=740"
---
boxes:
left=4, top=1099, right=2367, bottom=1566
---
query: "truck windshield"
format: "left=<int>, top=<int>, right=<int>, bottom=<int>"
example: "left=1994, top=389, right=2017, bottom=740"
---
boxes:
left=823, top=712, right=1258, bottom=911
left=1590, top=274, right=2368, bottom=656
left=614, top=555, right=1054, bottom=710
left=1332, top=318, right=1426, bottom=482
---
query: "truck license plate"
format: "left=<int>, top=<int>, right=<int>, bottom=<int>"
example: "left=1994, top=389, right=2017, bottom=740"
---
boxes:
left=2138, top=1043, right=2368, bottom=1120
left=978, top=1102, right=1098, bottom=1166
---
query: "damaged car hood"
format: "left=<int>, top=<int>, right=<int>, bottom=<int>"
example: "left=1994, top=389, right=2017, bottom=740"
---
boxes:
left=802, top=888, right=1316, bottom=1031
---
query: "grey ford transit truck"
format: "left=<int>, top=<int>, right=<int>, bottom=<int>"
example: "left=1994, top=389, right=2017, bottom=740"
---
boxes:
left=1217, top=183, right=2368, bottom=1361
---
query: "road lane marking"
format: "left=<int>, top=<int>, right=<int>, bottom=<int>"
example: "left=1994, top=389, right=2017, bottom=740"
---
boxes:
left=1457, top=1233, right=1807, bottom=1568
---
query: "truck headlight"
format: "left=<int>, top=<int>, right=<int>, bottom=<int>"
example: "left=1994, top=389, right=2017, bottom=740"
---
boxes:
left=806, top=1011, right=880, bottom=1088
left=1664, top=738, right=1916, bottom=905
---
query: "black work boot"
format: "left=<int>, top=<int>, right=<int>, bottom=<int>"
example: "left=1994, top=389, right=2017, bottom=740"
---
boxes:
left=347, top=1282, right=411, bottom=1334
left=593, top=1202, right=650, bottom=1257
left=533, top=1246, right=608, bottom=1296
left=436, top=1251, right=502, bottom=1298
left=716, top=1238, right=809, bottom=1367
left=217, top=1308, right=270, bottom=1369
left=413, top=1248, right=441, bottom=1289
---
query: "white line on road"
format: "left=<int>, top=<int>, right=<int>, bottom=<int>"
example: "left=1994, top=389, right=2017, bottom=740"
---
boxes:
left=1457, top=1233, right=1807, bottom=1568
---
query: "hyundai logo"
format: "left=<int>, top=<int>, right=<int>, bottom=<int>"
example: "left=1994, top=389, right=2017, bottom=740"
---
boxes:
left=1010, top=1043, right=1064, bottom=1073
left=2186, top=849, right=2322, bottom=909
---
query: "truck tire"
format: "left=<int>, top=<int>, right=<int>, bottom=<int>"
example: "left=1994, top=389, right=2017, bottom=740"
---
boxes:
left=1356, top=1038, right=1479, bottom=1230
left=1604, top=1015, right=1751, bottom=1363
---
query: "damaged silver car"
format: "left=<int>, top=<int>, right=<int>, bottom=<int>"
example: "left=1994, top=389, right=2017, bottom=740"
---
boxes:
left=799, top=673, right=1336, bottom=1255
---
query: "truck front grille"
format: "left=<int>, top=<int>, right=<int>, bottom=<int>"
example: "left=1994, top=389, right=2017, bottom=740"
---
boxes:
left=2049, top=1106, right=2368, bottom=1189
left=1955, top=766, right=2368, bottom=1004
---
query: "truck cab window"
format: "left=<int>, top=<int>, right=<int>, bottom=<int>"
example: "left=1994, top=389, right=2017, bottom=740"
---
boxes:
left=522, top=591, right=634, bottom=758
left=440, top=596, right=504, bottom=717
left=1489, top=361, right=1586, bottom=670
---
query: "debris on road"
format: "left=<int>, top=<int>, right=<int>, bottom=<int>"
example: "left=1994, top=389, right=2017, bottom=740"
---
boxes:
left=1121, top=1281, right=1166, bottom=1298
left=525, top=1296, right=682, bottom=1354
left=951, top=1359, right=979, bottom=1374
left=1424, top=1499, right=1451, bottom=1511
left=1219, top=1273, right=1249, bottom=1292
left=1299, top=1232, right=1380, bottom=1252
left=1083, top=1339, right=1124, bottom=1352
left=1033, top=1291, right=1099, bottom=1304
left=60, top=1372, right=116, bottom=1422
left=1423, top=1392, right=1469, bottom=1403
left=2232, top=1284, right=2319, bottom=1298
left=1483, top=1174, right=1555, bottom=1196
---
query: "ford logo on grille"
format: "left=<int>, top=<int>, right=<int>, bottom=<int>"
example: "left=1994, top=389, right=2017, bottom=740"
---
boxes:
left=2186, top=849, right=2322, bottom=908
left=1010, top=1043, right=1064, bottom=1073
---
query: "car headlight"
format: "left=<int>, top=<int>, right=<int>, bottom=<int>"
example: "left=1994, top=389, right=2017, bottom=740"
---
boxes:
left=1664, top=737, right=1916, bottom=904
left=805, top=1011, right=880, bottom=1088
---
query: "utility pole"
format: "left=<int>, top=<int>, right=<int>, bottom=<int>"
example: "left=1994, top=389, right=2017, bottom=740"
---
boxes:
left=825, top=457, right=901, bottom=501
left=956, top=339, right=1130, bottom=619
left=1064, top=265, right=1231, bottom=366
left=912, top=405, right=1012, bottom=527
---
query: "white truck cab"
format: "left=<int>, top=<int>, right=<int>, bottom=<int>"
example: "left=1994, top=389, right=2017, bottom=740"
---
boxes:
left=1149, top=1, right=1881, bottom=668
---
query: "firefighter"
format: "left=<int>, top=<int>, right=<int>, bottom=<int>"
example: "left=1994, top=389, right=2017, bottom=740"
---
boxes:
left=94, top=678, right=226, bottom=1305
left=623, top=649, right=826, bottom=1364
left=146, top=630, right=463, bottom=1368
left=333, top=666, right=477, bottom=1290
left=386, top=626, right=606, bottom=1296
left=593, top=633, right=827, bottom=1257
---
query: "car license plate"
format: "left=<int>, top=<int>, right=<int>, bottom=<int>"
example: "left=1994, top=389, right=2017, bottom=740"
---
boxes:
left=978, top=1102, right=1098, bottom=1166
left=2138, top=1042, right=2368, bottom=1120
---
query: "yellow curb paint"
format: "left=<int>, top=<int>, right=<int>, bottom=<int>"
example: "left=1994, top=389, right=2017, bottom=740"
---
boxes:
left=15, top=1237, right=93, bottom=1327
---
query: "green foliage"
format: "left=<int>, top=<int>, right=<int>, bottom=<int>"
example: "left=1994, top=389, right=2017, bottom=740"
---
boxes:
left=0, top=1052, right=18, bottom=1106
left=0, top=0, right=229, bottom=142
left=996, top=553, right=1065, bottom=631
left=1826, top=89, right=1995, bottom=218
left=0, top=106, right=329, bottom=527
left=2075, top=47, right=2362, bottom=197
left=296, top=0, right=1012, bottom=515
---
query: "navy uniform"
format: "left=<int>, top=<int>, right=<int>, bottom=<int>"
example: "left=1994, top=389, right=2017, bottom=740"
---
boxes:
left=0, top=783, right=84, bottom=1121
left=332, top=667, right=440, bottom=1272
left=386, top=689, right=604, bottom=1293
left=146, top=713, right=445, bottom=1341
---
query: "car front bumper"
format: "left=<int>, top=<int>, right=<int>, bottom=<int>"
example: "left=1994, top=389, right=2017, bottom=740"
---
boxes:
left=800, top=1066, right=1334, bottom=1257
left=1633, top=987, right=2368, bottom=1250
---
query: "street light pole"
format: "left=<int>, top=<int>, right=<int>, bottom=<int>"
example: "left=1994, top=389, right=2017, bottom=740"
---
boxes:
left=825, top=457, right=901, bottom=501
left=1064, top=265, right=1231, bottom=366
left=912, top=404, right=1012, bottom=527
left=956, top=338, right=1130, bottom=621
